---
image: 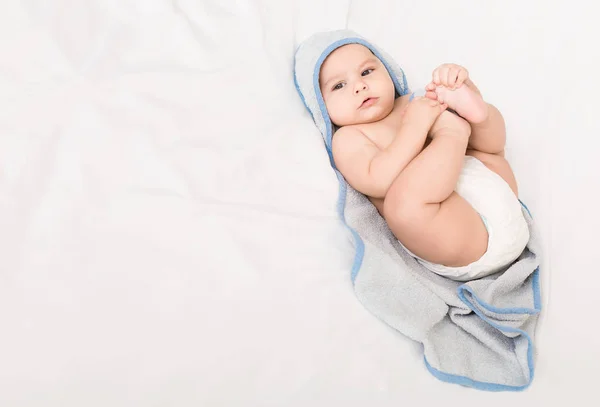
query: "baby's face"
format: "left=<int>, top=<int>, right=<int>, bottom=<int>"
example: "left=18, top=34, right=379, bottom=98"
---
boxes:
left=319, top=44, right=396, bottom=127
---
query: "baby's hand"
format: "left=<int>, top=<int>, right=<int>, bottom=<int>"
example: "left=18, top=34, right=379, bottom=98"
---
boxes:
left=425, top=63, right=469, bottom=90
left=402, top=96, right=447, bottom=129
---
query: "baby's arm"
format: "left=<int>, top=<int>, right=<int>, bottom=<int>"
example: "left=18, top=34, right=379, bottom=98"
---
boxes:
left=332, top=98, right=446, bottom=198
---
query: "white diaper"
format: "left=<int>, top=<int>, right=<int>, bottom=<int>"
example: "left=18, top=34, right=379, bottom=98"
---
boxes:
left=401, top=156, right=530, bottom=281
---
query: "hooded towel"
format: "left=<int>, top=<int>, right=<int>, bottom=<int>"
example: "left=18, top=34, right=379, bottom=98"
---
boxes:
left=293, top=29, right=542, bottom=391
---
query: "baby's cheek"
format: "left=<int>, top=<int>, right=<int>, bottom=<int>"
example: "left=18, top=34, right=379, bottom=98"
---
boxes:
left=329, top=103, right=344, bottom=122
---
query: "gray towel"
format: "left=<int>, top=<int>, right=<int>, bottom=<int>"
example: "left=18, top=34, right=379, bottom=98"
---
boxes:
left=293, top=29, right=541, bottom=391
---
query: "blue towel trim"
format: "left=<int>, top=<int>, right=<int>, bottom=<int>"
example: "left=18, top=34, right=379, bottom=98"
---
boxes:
left=424, top=357, right=531, bottom=392
left=519, top=199, right=542, bottom=310
left=436, top=265, right=540, bottom=391
left=457, top=280, right=541, bottom=315
left=519, top=199, right=533, bottom=218
left=426, top=267, right=541, bottom=391
left=293, top=54, right=315, bottom=122
left=532, top=264, right=541, bottom=310
left=332, top=169, right=365, bottom=282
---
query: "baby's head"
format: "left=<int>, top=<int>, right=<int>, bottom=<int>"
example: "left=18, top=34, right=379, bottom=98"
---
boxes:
left=319, top=44, right=396, bottom=127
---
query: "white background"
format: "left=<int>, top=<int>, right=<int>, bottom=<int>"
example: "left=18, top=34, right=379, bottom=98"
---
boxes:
left=0, top=0, right=598, bottom=405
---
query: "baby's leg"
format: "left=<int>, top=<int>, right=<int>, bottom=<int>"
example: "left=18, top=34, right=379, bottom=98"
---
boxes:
left=383, top=112, right=488, bottom=267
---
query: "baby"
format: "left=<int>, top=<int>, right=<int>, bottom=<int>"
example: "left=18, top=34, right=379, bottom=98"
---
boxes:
left=319, top=44, right=528, bottom=279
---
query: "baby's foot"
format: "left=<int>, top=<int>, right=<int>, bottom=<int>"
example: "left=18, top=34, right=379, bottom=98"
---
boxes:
left=433, top=84, right=489, bottom=124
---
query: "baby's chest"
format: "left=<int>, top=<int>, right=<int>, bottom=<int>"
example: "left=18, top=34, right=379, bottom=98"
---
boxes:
left=359, top=122, right=398, bottom=150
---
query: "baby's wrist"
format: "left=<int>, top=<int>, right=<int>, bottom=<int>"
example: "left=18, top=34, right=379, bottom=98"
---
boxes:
left=400, top=118, right=433, bottom=136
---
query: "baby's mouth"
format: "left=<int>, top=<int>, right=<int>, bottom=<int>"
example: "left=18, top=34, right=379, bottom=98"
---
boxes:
left=359, top=97, right=378, bottom=108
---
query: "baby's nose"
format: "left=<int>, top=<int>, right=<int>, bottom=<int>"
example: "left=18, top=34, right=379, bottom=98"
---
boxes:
left=355, top=82, right=368, bottom=93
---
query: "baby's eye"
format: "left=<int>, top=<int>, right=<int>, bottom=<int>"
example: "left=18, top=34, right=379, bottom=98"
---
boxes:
left=332, top=82, right=345, bottom=91
left=362, top=68, right=374, bottom=76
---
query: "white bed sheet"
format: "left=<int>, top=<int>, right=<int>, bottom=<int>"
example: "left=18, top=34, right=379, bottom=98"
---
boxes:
left=0, top=0, right=598, bottom=405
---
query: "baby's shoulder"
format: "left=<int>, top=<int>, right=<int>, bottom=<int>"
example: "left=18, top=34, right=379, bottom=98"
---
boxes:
left=331, top=125, right=375, bottom=155
left=332, top=125, right=368, bottom=145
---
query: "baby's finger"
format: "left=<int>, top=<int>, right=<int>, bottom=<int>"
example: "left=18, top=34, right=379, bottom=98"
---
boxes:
left=447, top=68, right=459, bottom=89
left=425, top=82, right=436, bottom=91
left=432, top=69, right=441, bottom=85
left=425, top=90, right=438, bottom=100
left=438, top=67, right=449, bottom=86
left=456, top=69, right=469, bottom=87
